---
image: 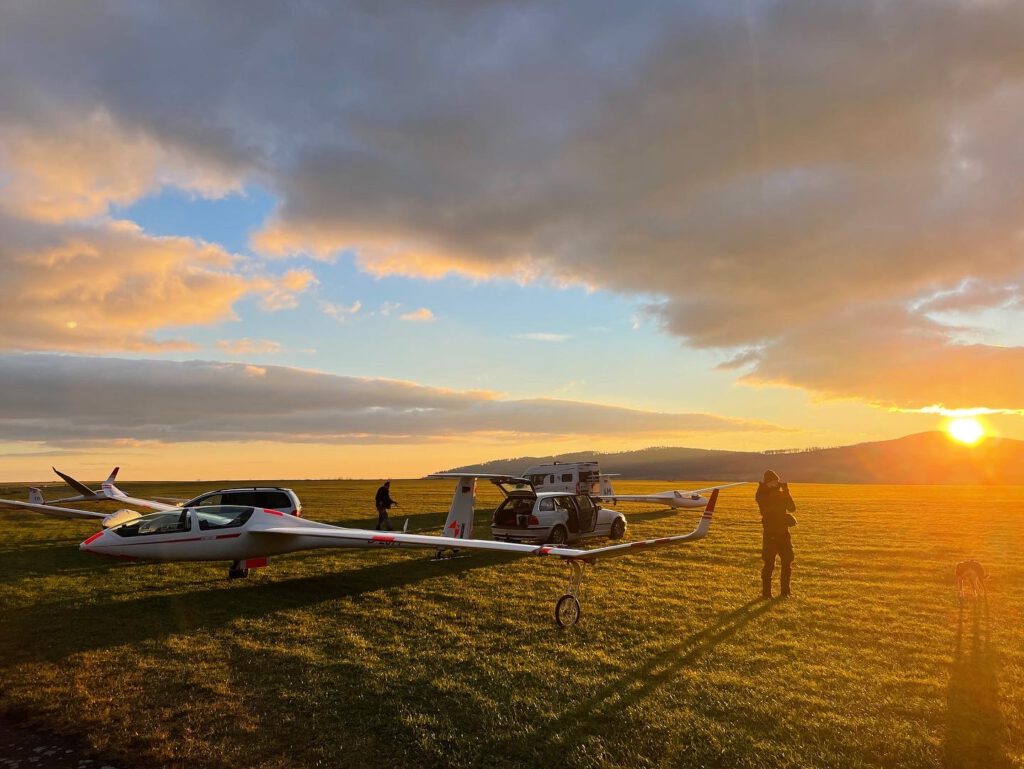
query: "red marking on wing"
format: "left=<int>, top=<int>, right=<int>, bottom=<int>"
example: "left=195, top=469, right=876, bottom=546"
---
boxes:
left=537, top=546, right=552, bottom=555
left=372, top=534, right=395, bottom=543
left=82, top=531, right=104, bottom=546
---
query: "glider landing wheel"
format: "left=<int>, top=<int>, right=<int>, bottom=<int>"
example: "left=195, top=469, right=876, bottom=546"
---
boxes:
left=555, top=594, right=581, bottom=627
left=228, top=562, right=250, bottom=580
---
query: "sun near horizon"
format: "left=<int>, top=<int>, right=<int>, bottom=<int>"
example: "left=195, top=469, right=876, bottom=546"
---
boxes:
left=946, top=417, right=985, bottom=446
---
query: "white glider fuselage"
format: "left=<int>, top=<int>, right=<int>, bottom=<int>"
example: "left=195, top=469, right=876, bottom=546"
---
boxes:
left=79, top=507, right=585, bottom=563
left=601, top=491, right=709, bottom=509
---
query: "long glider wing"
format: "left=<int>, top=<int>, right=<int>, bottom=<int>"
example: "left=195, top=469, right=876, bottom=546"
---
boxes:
left=0, top=496, right=108, bottom=521
left=250, top=489, right=718, bottom=563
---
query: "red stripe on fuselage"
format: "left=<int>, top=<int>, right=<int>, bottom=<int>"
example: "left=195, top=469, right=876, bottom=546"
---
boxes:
left=82, top=531, right=104, bottom=545
left=263, top=509, right=284, bottom=516
left=109, top=536, right=204, bottom=547
left=215, top=533, right=242, bottom=539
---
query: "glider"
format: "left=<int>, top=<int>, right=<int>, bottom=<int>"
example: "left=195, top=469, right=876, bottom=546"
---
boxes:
left=598, top=477, right=748, bottom=509
left=0, top=469, right=145, bottom=528
left=1, top=467, right=302, bottom=526
left=79, top=487, right=721, bottom=626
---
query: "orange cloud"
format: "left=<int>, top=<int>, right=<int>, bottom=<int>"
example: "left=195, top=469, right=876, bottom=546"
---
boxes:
left=400, top=307, right=435, bottom=322
left=0, top=217, right=315, bottom=353
left=217, top=338, right=283, bottom=356
left=0, top=110, right=242, bottom=224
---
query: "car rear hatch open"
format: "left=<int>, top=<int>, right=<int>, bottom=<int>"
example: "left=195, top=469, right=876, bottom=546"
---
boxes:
left=489, top=476, right=535, bottom=498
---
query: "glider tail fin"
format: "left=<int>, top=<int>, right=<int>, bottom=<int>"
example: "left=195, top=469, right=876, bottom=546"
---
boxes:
left=28, top=487, right=44, bottom=505
left=100, top=466, right=122, bottom=498
left=695, top=488, right=719, bottom=536
left=441, top=476, right=476, bottom=539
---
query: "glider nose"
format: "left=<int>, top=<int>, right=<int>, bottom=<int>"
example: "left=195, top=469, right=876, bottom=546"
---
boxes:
left=80, top=530, right=106, bottom=553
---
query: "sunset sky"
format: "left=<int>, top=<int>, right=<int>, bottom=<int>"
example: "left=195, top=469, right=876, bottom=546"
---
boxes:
left=1, top=1, right=1022, bottom=481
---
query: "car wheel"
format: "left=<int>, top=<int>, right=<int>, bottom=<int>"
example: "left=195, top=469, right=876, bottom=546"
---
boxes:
left=547, top=525, right=568, bottom=545
left=609, top=517, right=626, bottom=540
left=555, top=594, right=581, bottom=627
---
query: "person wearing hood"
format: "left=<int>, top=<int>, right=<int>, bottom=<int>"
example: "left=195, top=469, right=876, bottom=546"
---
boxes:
left=755, top=470, right=797, bottom=599
left=374, top=480, right=398, bottom=531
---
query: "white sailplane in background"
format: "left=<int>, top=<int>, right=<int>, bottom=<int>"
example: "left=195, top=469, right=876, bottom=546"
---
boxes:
left=598, top=475, right=749, bottom=509
left=521, top=461, right=747, bottom=510
left=0, top=467, right=301, bottom=527
left=0, top=468, right=146, bottom=528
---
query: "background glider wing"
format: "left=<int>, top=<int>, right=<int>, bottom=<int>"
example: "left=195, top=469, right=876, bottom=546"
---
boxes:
left=0, top=497, right=108, bottom=521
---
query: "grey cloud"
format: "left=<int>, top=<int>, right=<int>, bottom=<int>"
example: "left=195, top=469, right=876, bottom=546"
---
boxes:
left=0, top=355, right=781, bottom=445
left=2, top=2, right=1024, bottom=406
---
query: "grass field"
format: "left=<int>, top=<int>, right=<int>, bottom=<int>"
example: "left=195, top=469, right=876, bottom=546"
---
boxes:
left=0, top=479, right=1021, bottom=769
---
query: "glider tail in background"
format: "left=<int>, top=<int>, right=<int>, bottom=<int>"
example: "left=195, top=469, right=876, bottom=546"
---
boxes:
left=441, top=476, right=477, bottom=539
left=28, top=487, right=45, bottom=505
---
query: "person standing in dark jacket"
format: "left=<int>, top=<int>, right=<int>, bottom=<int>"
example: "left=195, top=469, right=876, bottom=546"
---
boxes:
left=375, top=480, right=397, bottom=531
left=756, top=470, right=797, bottom=598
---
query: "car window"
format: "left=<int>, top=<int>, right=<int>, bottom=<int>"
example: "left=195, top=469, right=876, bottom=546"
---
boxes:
left=576, top=495, right=595, bottom=513
left=196, top=506, right=254, bottom=530
left=113, top=510, right=191, bottom=537
left=221, top=490, right=259, bottom=507
left=554, top=496, right=576, bottom=512
left=190, top=493, right=222, bottom=507
left=254, top=491, right=291, bottom=510
left=561, top=473, right=573, bottom=482
left=539, top=498, right=555, bottom=512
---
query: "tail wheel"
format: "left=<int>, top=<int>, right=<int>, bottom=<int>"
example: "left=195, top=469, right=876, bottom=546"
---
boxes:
left=555, top=594, right=581, bottom=627
left=609, top=517, right=626, bottom=540
left=547, top=525, right=568, bottom=545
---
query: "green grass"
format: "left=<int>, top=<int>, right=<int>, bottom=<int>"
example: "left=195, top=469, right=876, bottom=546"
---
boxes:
left=1, top=480, right=1022, bottom=768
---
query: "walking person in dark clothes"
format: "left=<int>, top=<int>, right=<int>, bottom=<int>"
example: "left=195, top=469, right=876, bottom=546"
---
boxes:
left=375, top=480, right=398, bottom=531
left=756, top=470, right=797, bottom=598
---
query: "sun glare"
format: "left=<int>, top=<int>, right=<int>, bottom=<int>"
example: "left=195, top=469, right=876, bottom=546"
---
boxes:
left=947, top=417, right=984, bottom=445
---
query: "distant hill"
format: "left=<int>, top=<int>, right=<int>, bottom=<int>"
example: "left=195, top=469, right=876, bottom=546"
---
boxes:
left=438, top=432, right=1024, bottom=484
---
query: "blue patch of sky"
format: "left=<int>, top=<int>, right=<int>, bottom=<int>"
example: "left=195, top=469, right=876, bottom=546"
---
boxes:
left=111, top=186, right=277, bottom=254
left=112, top=186, right=773, bottom=418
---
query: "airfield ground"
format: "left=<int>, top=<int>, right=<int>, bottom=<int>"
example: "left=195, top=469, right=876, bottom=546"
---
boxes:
left=0, top=479, right=1021, bottom=769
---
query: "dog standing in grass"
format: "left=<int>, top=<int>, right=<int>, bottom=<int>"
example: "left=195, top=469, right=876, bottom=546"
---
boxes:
left=954, top=560, right=987, bottom=604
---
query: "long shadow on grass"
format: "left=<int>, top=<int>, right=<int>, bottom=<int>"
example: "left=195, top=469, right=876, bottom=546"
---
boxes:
left=0, top=551, right=519, bottom=668
left=520, top=598, right=776, bottom=752
left=943, top=596, right=1011, bottom=769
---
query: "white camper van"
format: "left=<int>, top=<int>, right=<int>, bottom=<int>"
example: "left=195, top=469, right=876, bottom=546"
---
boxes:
left=524, top=461, right=602, bottom=496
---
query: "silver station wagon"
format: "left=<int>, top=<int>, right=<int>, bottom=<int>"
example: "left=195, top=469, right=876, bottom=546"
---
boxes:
left=489, top=478, right=627, bottom=545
